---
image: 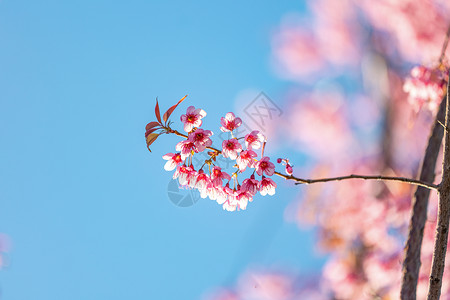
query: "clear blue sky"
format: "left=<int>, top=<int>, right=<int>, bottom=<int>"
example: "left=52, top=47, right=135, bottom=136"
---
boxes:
left=0, top=1, right=325, bottom=299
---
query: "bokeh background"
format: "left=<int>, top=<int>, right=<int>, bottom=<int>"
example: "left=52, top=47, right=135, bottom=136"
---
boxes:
left=0, top=1, right=326, bottom=299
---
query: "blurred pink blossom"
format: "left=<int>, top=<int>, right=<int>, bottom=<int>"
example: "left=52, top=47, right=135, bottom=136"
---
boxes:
left=403, top=65, right=447, bottom=113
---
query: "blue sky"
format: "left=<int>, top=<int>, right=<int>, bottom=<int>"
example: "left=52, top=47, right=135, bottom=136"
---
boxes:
left=0, top=1, right=325, bottom=299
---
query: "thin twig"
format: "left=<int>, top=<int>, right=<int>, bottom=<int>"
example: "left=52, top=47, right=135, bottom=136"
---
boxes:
left=165, top=127, right=438, bottom=191
left=281, top=172, right=438, bottom=190
left=401, top=96, right=446, bottom=299
left=437, top=120, right=448, bottom=132
left=427, top=73, right=450, bottom=300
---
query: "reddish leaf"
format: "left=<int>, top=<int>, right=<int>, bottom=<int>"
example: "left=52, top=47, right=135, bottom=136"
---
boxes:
left=145, top=127, right=160, bottom=138
left=163, top=95, right=188, bottom=122
left=146, top=133, right=159, bottom=152
left=145, top=121, right=161, bottom=131
left=155, top=99, right=162, bottom=124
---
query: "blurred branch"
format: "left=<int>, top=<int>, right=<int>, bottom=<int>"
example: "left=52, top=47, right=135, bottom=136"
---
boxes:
left=401, top=95, right=446, bottom=300
left=427, top=75, right=450, bottom=300
left=438, top=25, right=450, bottom=65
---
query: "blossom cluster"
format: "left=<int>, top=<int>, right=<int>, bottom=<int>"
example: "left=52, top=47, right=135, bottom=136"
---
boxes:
left=155, top=105, right=285, bottom=211
left=403, top=65, right=448, bottom=113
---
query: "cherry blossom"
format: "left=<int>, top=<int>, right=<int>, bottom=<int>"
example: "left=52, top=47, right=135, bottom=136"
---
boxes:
left=188, top=128, right=213, bottom=152
left=173, top=165, right=196, bottom=186
left=255, top=156, right=275, bottom=176
left=235, top=190, right=252, bottom=210
left=175, top=140, right=197, bottom=159
left=150, top=99, right=284, bottom=212
left=180, top=106, right=206, bottom=132
left=210, top=166, right=231, bottom=187
left=220, top=112, right=242, bottom=132
left=244, top=130, right=265, bottom=150
left=222, top=184, right=239, bottom=211
left=236, top=150, right=257, bottom=171
left=154, top=103, right=283, bottom=211
left=222, top=139, right=243, bottom=160
left=195, top=169, right=212, bottom=195
left=162, top=153, right=183, bottom=171
left=403, top=65, right=447, bottom=113
left=277, top=158, right=294, bottom=176
left=210, top=186, right=228, bottom=205
left=241, top=174, right=260, bottom=196
left=259, top=177, right=277, bottom=196
left=223, top=200, right=238, bottom=212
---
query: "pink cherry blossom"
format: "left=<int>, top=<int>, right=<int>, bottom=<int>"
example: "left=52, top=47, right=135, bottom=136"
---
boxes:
left=175, top=140, right=197, bottom=159
left=210, top=166, right=231, bottom=187
left=277, top=158, right=294, bottom=175
left=255, top=156, right=275, bottom=176
left=180, top=106, right=206, bottom=132
left=223, top=186, right=252, bottom=211
left=223, top=184, right=236, bottom=198
left=209, top=185, right=228, bottom=205
left=206, top=185, right=220, bottom=201
left=222, top=184, right=239, bottom=211
left=285, top=164, right=293, bottom=175
left=223, top=200, right=237, bottom=212
left=403, top=65, right=447, bottom=113
left=236, top=150, right=257, bottom=171
left=173, top=165, right=196, bottom=186
left=244, top=130, right=265, bottom=150
left=241, top=175, right=260, bottom=196
left=220, top=112, right=242, bottom=132
left=259, top=177, right=277, bottom=196
left=188, top=128, right=213, bottom=152
left=162, top=152, right=183, bottom=171
left=236, top=190, right=253, bottom=210
left=194, top=170, right=213, bottom=199
left=195, top=169, right=212, bottom=192
left=222, top=139, right=243, bottom=160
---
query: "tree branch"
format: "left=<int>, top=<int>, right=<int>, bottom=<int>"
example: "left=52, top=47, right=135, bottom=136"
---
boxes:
left=165, top=127, right=438, bottom=191
left=401, top=95, right=446, bottom=300
left=283, top=172, right=437, bottom=190
left=428, top=74, right=450, bottom=300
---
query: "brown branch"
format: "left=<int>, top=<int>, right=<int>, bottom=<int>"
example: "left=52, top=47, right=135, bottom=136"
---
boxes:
left=165, top=127, right=438, bottom=191
left=401, top=96, right=446, bottom=299
left=281, top=172, right=438, bottom=190
left=427, top=75, right=450, bottom=300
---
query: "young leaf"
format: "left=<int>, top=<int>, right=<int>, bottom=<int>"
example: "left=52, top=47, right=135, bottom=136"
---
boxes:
left=163, top=95, right=188, bottom=122
left=146, top=133, right=159, bottom=152
left=145, top=127, right=160, bottom=138
left=145, top=121, right=161, bottom=131
left=155, top=99, right=162, bottom=124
